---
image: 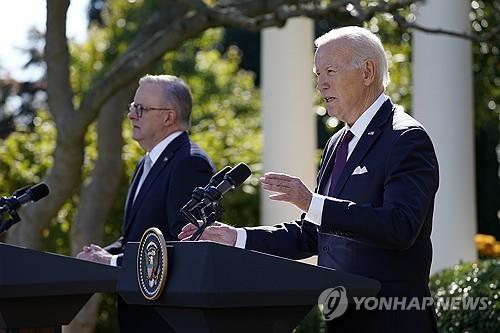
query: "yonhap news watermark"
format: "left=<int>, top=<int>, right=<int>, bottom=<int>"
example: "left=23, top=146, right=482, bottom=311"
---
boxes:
left=318, top=286, right=491, bottom=321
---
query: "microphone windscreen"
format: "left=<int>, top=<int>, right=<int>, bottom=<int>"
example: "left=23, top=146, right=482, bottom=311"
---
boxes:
left=225, top=163, right=251, bottom=187
left=210, top=166, right=232, bottom=186
left=28, top=183, right=50, bottom=202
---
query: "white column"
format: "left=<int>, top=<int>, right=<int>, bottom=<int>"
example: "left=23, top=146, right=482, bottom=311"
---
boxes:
left=261, top=18, right=316, bottom=226
left=413, top=0, right=477, bottom=273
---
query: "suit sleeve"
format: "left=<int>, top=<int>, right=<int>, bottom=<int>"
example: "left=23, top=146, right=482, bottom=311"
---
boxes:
left=245, top=218, right=319, bottom=259
left=166, top=155, right=214, bottom=240
left=243, top=138, right=335, bottom=260
left=320, top=128, right=439, bottom=249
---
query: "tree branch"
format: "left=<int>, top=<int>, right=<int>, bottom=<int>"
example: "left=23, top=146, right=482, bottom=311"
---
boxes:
left=75, top=0, right=498, bottom=134
left=393, top=11, right=500, bottom=44
left=76, top=12, right=213, bottom=128
left=44, top=0, right=75, bottom=125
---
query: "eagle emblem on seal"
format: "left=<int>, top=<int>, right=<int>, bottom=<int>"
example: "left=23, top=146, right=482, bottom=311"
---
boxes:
left=145, top=241, right=160, bottom=288
left=137, top=227, right=168, bottom=300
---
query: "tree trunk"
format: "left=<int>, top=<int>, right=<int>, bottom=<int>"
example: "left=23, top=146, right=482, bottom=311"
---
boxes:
left=65, top=84, right=136, bottom=333
left=6, top=135, right=85, bottom=248
left=5, top=0, right=84, bottom=249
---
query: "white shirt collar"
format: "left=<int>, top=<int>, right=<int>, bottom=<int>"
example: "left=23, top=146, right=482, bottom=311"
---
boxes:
left=147, top=131, right=183, bottom=165
left=347, top=93, right=387, bottom=139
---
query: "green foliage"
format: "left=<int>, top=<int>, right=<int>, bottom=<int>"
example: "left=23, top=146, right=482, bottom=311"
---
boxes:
left=297, top=260, right=500, bottom=332
left=69, top=0, right=152, bottom=103
left=70, top=2, right=263, bottom=231
left=96, top=28, right=262, bottom=232
left=429, top=259, right=500, bottom=332
left=471, top=0, right=500, bottom=238
left=294, top=306, right=326, bottom=333
left=0, top=0, right=497, bottom=331
left=79, top=15, right=262, bottom=333
left=0, top=111, right=66, bottom=249
left=370, top=16, right=412, bottom=112
left=0, top=110, right=79, bottom=253
left=0, top=112, right=54, bottom=192
left=1, top=0, right=261, bottom=295
left=161, top=29, right=262, bottom=226
left=368, top=1, right=500, bottom=241
left=95, top=294, right=119, bottom=333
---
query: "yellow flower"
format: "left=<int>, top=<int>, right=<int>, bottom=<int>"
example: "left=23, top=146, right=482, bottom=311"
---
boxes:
left=474, top=234, right=499, bottom=257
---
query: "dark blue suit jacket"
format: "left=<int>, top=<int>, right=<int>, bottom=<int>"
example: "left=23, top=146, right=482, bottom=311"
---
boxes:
left=105, top=132, right=214, bottom=332
left=245, top=99, right=439, bottom=332
left=105, top=132, right=215, bottom=262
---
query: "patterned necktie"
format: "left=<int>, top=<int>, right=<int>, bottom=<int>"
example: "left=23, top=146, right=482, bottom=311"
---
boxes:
left=328, top=130, right=354, bottom=196
left=133, top=155, right=152, bottom=202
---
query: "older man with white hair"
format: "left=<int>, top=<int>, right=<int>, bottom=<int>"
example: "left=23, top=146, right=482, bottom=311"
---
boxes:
left=180, top=26, right=439, bottom=332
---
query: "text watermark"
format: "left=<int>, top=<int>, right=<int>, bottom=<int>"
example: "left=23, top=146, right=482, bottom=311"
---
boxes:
left=318, top=286, right=491, bottom=321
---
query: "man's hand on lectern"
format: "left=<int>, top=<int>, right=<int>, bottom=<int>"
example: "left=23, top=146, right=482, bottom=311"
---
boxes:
left=76, top=244, right=112, bottom=265
left=178, top=222, right=237, bottom=247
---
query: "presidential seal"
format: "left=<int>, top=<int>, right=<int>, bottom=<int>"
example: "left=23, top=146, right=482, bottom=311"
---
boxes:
left=137, top=227, right=168, bottom=300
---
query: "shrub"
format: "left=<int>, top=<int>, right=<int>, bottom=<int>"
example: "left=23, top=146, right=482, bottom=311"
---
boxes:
left=429, top=259, right=500, bottom=332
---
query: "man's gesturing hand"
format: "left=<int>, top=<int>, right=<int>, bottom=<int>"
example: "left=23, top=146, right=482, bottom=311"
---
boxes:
left=260, top=172, right=313, bottom=212
left=178, top=222, right=237, bottom=246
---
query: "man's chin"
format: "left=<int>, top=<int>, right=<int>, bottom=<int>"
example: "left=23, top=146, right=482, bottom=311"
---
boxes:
left=326, top=108, right=337, bottom=118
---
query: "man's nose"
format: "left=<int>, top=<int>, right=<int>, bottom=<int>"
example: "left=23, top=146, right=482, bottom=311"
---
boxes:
left=316, top=76, right=329, bottom=90
left=127, top=109, right=138, bottom=120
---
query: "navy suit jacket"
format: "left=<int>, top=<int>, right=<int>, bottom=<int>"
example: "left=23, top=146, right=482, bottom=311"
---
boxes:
left=105, top=132, right=214, bottom=333
left=105, top=132, right=215, bottom=264
left=245, top=99, right=439, bottom=332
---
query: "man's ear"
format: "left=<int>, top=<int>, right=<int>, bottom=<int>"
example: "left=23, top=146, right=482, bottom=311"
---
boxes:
left=165, top=110, right=177, bottom=126
left=362, top=59, right=376, bottom=86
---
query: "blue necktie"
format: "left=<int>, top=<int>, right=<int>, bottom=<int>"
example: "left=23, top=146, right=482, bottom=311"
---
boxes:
left=328, top=130, right=354, bottom=196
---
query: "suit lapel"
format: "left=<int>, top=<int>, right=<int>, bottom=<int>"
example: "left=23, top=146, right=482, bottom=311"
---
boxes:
left=317, top=129, right=344, bottom=194
left=123, top=158, right=144, bottom=233
left=331, top=99, right=395, bottom=197
left=123, top=132, right=189, bottom=237
left=331, top=128, right=382, bottom=197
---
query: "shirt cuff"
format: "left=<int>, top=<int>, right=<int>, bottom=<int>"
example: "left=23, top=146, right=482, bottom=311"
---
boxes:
left=110, top=254, right=119, bottom=267
left=304, top=193, right=327, bottom=226
left=235, top=228, right=247, bottom=249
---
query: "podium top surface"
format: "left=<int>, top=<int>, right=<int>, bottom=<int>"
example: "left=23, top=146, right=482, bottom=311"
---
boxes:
left=0, top=242, right=120, bottom=298
left=118, top=241, right=380, bottom=308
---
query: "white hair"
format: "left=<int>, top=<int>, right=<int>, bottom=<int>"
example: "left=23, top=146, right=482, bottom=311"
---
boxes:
left=139, top=74, right=192, bottom=130
left=315, top=26, right=390, bottom=88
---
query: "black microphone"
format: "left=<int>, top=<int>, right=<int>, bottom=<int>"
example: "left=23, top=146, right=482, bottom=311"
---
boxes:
left=0, top=183, right=50, bottom=234
left=203, top=163, right=252, bottom=203
left=208, top=166, right=232, bottom=188
left=188, top=163, right=251, bottom=241
left=12, top=185, right=31, bottom=198
left=2, top=183, right=50, bottom=211
left=181, top=166, right=232, bottom=212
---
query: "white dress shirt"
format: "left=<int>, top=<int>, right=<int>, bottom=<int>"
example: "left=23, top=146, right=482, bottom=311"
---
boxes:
left=235, top=93, right=387, bottom=248
left=147, top=131, right=183, bottom=165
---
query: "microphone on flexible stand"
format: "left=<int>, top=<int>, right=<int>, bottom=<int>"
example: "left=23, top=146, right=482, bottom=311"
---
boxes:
left=1, top=183, right=49, bottom=210
left=0, top=183, right=50, bottom=234
left=188, top=163, right=252, bottom=241
left=181, top=166, right=232, bottom=214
